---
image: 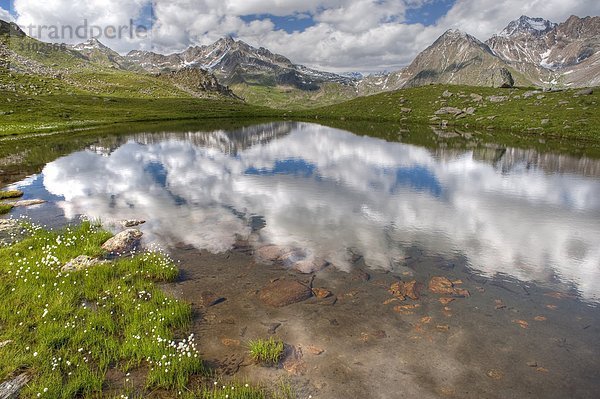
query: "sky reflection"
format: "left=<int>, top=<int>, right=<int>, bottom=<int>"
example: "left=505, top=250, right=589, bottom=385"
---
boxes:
left=22, top=122, right=600, bottom=301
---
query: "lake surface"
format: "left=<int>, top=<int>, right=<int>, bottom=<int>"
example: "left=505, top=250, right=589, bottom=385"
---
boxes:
left=8, top=121, right=600, bottom=302
left=3, top=121, right=600, bottom=398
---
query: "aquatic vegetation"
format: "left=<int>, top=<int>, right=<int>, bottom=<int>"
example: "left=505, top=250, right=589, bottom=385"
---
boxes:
left=0, top=220, right=202, bottom=397
left=0, top=190, right=24, bottom=199
left=248, top=337, right=285, bottom=365
left=0, top=204, right=13, bottom=214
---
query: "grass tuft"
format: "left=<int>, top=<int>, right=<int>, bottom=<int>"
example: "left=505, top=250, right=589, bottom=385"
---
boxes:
left=0, top=190, right=24, bottom=199
left=248, top=337, right=284, bottom=365
left=0, top=204, right=13, bottom=214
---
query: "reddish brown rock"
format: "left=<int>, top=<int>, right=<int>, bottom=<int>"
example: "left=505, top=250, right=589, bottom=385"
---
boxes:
left=306, top=345, right=325, bottom=355
left=393, top=304, right=420, bottom=314
left=429, top=276, right=470, bottom=297
left=512, top=319, right=529, bottom=329
left=486, top=369, right=504, bottom=380
left=389, top=280, right=421, bottom=300
left=283, top=346, right=306, bottom=375
left=439, top=297, right=455, bottom=305
left=259, top=280, right=312, bottom=307
left=312, top=288, right=332, bottom=299
left=429, top=276, right=455, bottom=295
left=221, top=338, right=240, bottom=347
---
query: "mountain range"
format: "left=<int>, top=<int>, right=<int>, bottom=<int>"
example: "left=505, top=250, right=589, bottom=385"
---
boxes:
left=1, top=14, right=599, bottom=106
left=360, top=15, right=600, bottom=93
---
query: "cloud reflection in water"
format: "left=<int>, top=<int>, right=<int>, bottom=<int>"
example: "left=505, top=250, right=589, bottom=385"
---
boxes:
left=40, top=123, right=600, bottom=301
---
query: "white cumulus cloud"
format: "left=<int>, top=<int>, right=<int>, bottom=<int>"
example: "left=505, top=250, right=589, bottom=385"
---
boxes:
left=0, top=6, right=13, bottom=22
left=8, top=0, right=600, bottom=71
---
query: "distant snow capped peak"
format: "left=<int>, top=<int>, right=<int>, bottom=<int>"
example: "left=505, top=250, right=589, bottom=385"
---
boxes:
left=498, top=16, right=556, bottom=37
left=72, top=37, right=108, bottom=51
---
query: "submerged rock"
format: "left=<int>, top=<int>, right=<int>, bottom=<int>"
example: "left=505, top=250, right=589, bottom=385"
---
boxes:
left=291, top=258, right=329, bottom=274
left=61, top=255, right=109, bottom=272
left=256, top=244, right=329, bottom=273
left=312, top=288, right=332, bottom=299
left=389, top=280, right=421, bottom=300
left=12, top=199, right=46, bottom=207
left=200, top=291, right=225, bottom=307
left=428, top=276, right=470, bottom=297
left=119, top=219, right=146, bottom=228
left=255, top=244, right=290, bottom=262
left=259, top=279, right=312, bottom=307
left=101, top=229, right=143, bottom=256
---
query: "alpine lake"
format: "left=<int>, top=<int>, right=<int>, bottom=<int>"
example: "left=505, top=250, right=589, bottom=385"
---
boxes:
left=1, top=120, right=599, bottom=399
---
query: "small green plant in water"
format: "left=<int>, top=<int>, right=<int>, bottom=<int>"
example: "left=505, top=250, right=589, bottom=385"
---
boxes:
left=0, top=190, right=23, bottom=199
left=248, top=337, right=284, bottom=365
left=0, top=204, right=13, bottom=214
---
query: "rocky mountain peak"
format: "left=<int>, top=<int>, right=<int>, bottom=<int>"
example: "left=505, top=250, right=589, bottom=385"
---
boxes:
left=0, top=20, right=26, bottom=37
left=441, top=29, right=469, bottom=40
left=498, top=15, right=556, bottom=38
left=72, top=37, right=109, bottom=51
left=556, top=15, right=600, bottom=39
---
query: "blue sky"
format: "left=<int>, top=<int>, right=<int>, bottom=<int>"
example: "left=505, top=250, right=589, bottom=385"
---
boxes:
left=2, top=0, right=599, bottom=72
left=1, top=0, right=457, bottom=28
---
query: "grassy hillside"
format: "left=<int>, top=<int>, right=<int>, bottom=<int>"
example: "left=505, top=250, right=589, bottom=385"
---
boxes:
left=294, top=84, right=600, bottom=142
left=0, top=86, right=277, bottom=136
left=231, top=82, right=357, bottom=109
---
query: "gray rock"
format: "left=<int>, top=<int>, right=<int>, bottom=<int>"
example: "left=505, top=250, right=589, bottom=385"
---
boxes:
left=487, top=95, right=508, bottom=103
left=523, top=90, right=540, bottom=99
left=464, top=107, right=476, bottom=115
left=0, top=373, right=30, bottom=399
left=12, top=199, right=46, bottom=207
left=0, top=219, right=24, bottom=246
left=575, top=88, right=593, bottom=96
left=61, top=255, right=109, bottom=272
left=119, top=219, right=146, bottom=228
left=541, top=119, right=550, bottom=125
left=434, top=107, right=463, bottom=116
left=493, top=67, right=514, bottom=88
left=101, top=229, right=143, bottom=255
left=400, top=107, right=412, bottom=113
left=470, top=93, right=483, bottom=102
left=442, top=90, right=453, bottom=98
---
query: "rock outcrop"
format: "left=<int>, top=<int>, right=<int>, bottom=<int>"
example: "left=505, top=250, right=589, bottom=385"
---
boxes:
left=101, top=229, right=143, bottom=256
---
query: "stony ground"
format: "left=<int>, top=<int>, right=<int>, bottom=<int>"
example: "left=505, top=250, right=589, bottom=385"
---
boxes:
left=166, top=244, right=600, bottom=399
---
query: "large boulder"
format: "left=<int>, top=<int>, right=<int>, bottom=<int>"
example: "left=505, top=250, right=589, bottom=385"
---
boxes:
left=101, top=229, right=143, bottom=256
left=491, top=67, right=514, bottom=88
left=259, top=280, right=312, bottom=307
